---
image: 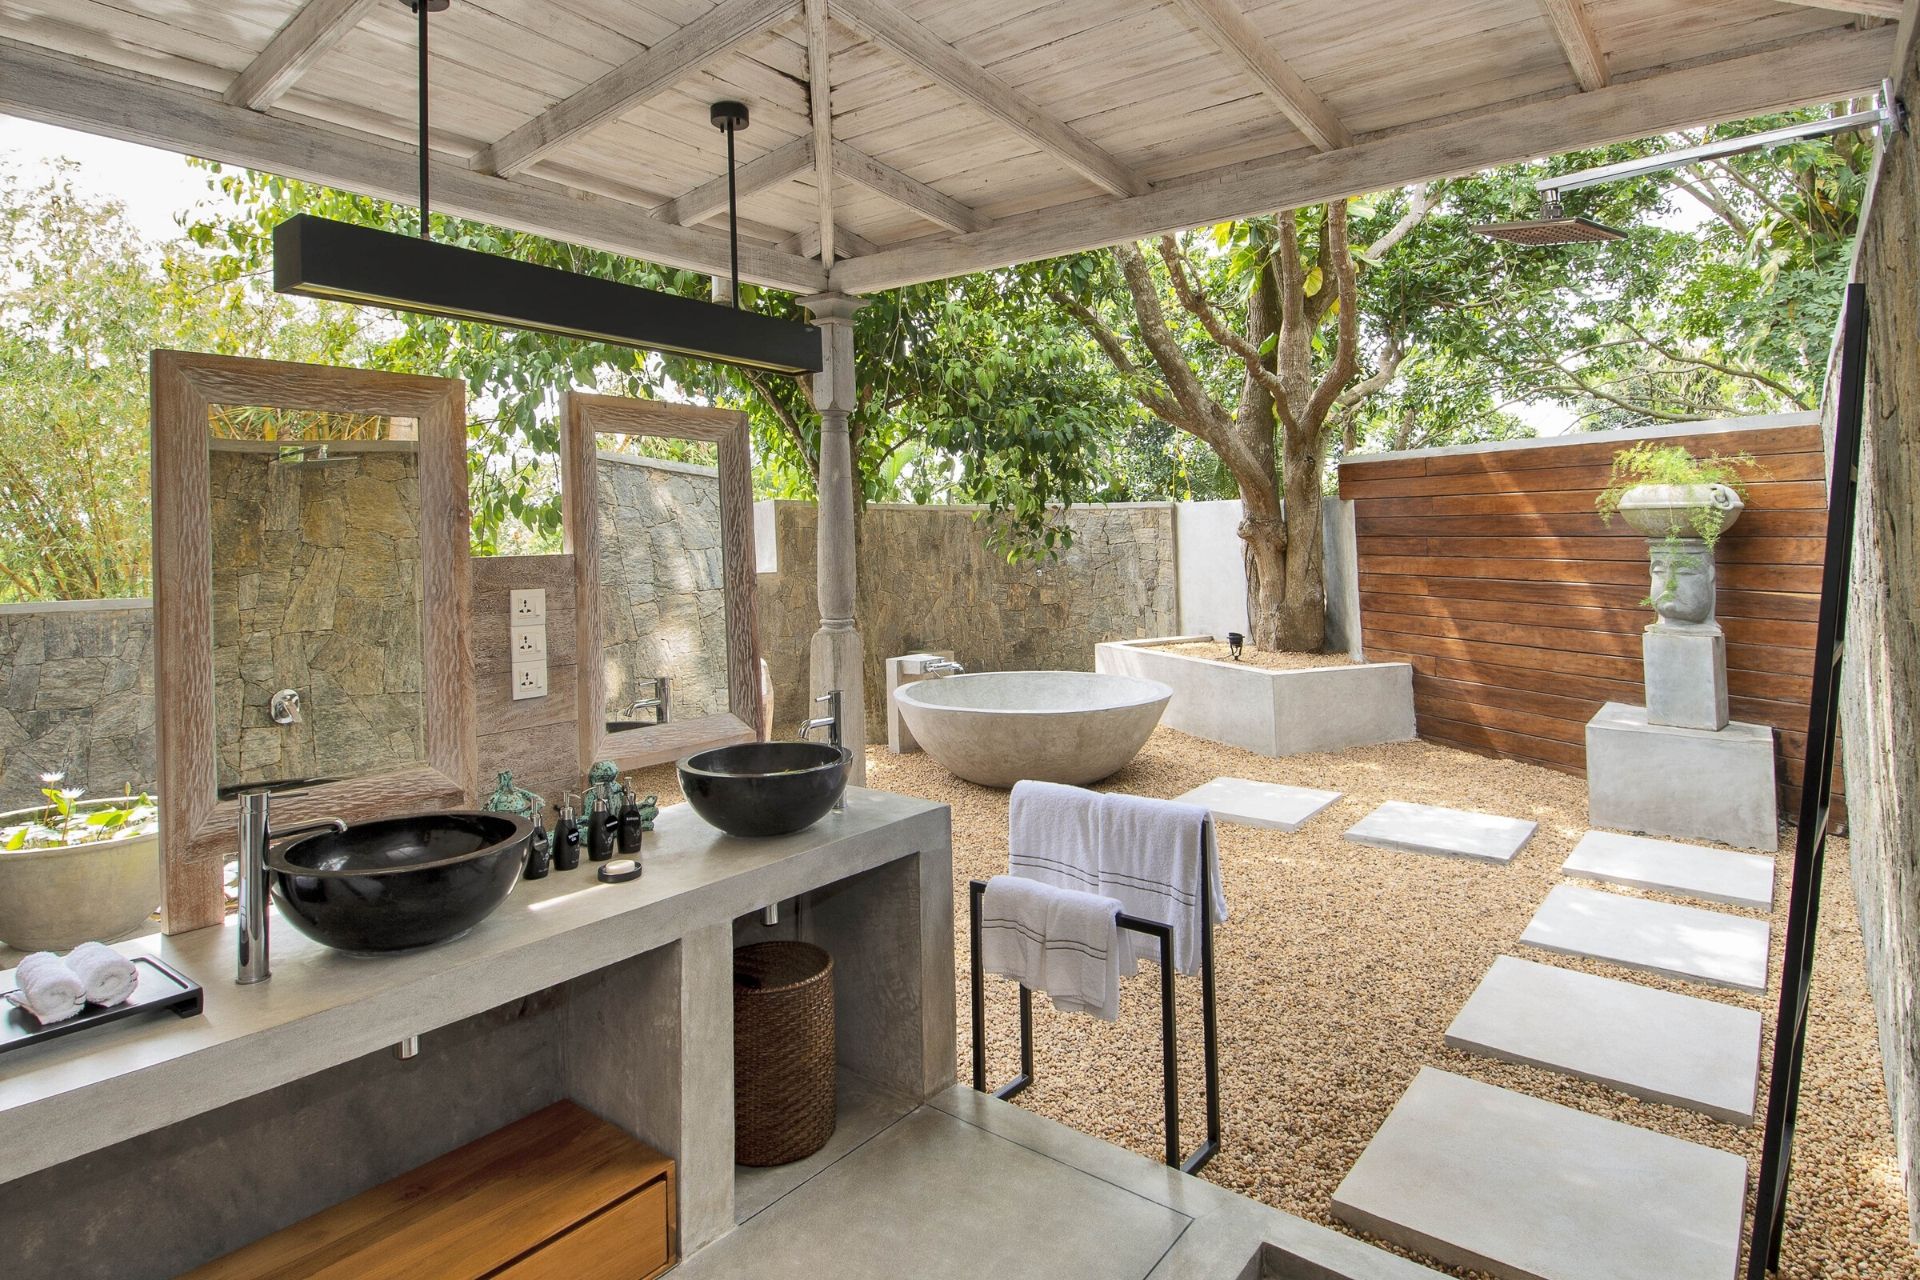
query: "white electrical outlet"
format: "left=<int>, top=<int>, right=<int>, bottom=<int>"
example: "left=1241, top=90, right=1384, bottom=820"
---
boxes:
left=511, top=661, right=548, bottom=701
left=509, top=588, right=546, bottom=623
left=510, top=625, right=547, bottom=659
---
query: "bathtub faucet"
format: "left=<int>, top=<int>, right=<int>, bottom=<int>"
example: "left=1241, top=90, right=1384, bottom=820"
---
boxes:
left=919, top=658, right=965, bottom=676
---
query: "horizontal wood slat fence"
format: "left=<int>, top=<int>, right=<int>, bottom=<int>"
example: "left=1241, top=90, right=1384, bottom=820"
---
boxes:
left=1337, top=417, right=1840, bottom=823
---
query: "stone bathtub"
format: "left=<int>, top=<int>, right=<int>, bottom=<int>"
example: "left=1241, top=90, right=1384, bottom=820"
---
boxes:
left=891, top=671, right=1172, bottom=788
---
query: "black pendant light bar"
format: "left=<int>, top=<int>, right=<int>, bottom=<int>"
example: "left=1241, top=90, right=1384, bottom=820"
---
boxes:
left=273, top=3, right=822, bottom=375
left=274, top=215, right=821, bottom=373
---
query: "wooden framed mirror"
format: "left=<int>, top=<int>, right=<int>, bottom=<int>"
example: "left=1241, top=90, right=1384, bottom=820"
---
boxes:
left=152, top=351, right=476, bottom=934
left=561, top=393, right=762, bottom=772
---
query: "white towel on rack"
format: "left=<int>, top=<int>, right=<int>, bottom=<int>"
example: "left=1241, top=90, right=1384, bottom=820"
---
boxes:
left=1008, top=780, right=1225, bottom=976
left=979, top=874, right=1123, bottom=1021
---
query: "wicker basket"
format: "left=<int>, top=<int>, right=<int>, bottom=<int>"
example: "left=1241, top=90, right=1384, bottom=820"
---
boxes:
left=733, top=941, right=837, bottom=1166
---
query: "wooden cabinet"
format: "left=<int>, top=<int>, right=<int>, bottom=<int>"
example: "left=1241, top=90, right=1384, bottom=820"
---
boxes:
left=184, top=1101, right=674, bottom=1280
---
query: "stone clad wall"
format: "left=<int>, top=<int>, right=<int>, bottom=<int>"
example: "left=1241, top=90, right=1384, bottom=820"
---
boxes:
left=0, top=601, right=154, bottom=809
left=757, top=501, right=1178, bottom=741
left=594, top=453, right=728, bottom=722
left=1841, top=30, right=1920, bottom=1247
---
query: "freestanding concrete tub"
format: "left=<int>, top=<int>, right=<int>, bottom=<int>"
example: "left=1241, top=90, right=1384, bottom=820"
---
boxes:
left=891, top=670, right=1172, bottom=788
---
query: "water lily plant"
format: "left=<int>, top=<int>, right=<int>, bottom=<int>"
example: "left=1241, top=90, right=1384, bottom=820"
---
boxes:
left=2, top=790, right=159, bottom=852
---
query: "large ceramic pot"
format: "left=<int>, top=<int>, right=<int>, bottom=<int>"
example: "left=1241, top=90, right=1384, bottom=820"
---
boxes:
left=1614, top=483, right=1745, bottom=541
left=0, top=799, right=162, bottom=951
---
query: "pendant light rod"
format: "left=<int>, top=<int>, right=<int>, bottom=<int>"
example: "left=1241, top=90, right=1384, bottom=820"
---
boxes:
left=417, top=0, right=430, bottom=238
left=712, top=101, right=750, bottom=309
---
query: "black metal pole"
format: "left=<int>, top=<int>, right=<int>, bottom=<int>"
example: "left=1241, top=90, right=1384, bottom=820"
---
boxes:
left=1748, top=280, right=1869, bottom=1276
left=417, top=0, right=430, bottom=239
left=725, top=120, right=740, bottom=308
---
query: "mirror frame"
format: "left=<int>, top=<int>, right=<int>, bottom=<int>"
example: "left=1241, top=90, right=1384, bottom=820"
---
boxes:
left=152, top=350, right=476, bottom=934
left=561, top=392, right=762, bottom=772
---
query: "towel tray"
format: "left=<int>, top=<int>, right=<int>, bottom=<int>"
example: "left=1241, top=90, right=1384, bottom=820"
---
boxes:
left=0, top=955, right=203, bottom=1055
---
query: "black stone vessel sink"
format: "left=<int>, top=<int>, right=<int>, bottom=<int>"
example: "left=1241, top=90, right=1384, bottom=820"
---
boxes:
left=678, top=742, right=851, bottom=838
left=268, top=811, right=532, bottom=953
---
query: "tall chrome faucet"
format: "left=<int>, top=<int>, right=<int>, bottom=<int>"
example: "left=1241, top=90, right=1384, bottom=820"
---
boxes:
left=237, top=787, right=346, bottom=985
left=798, top=690, right=847, bottom=813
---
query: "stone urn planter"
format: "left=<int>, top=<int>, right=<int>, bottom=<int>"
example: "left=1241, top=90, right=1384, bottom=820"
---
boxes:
left=1615, top=483, right=1744, bottom=628
left=0, top=797, right=162, bottom=951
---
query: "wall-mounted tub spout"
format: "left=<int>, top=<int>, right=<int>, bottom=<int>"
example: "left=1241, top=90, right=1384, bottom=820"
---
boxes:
left=918, top=658, right=965, bottom=676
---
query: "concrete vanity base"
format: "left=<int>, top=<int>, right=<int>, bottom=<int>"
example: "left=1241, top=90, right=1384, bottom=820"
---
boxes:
left=684, top=1085, right=1447, bottom=1280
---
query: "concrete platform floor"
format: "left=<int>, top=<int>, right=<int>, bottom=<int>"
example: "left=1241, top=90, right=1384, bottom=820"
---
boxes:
left=688, top=1084, right=1446, bottom=1280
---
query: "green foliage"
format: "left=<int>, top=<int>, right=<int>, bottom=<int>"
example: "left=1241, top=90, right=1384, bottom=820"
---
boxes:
left=2, top=793, right=158, bottom=852
left=1596, top=443, right=1763, bottom=548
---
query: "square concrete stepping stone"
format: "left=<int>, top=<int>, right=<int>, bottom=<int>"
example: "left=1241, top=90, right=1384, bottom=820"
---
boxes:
left=1521, top=884, right=1770, bottom=992
left=1343, top=801, right=1535, bottom=864
left=1564, top=830, right=1774, bottom=910
left=1333, top=1067, right=1746, bottom=1280
left=1173, top=777, right=1342, bottom=833
left=1445, top=956, right=1763, bottom=1123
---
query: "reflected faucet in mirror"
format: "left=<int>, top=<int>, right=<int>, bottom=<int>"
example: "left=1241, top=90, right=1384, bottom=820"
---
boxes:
left=236, top=786, right=346, bottom=985
left=616, top=676, right=672, bottom=730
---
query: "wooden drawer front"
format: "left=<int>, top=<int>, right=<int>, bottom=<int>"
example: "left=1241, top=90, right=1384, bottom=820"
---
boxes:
left=494, top=1177, right=671, bottom=1280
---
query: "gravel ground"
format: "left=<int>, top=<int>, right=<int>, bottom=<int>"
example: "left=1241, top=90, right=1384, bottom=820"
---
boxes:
left=1154, top=641, right=1356, bottom=671
left=858, top=727, right=1917, bottom=1280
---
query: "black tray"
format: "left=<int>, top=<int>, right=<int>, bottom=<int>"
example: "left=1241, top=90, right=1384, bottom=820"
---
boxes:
left=0, top=955, right=203, bottom=1054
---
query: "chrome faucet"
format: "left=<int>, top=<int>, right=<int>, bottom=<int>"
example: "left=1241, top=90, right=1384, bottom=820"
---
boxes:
left=798, top=690, right=847, bottom=812
left=237, top=787, right=347, bottom=985
left=919, top=658, right=965, bottom=676
left=623, top=675, right=672, bottom=725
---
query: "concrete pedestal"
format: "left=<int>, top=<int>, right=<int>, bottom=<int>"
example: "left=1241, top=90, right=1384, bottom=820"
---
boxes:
left=1643, top=626, right=1728, bottom=731
left=1585, top=702, right=1777, bottom=851
left=885, top=651, right=953, bottom=754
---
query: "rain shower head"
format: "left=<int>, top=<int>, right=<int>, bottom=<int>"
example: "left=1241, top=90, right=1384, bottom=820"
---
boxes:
left=1472, top=196, right=1625, bottom=246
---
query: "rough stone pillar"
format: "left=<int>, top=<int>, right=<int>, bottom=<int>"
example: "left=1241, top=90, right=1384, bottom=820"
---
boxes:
left=800, top=292, right=869, bottom=783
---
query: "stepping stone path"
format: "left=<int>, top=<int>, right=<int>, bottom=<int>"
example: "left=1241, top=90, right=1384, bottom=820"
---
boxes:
left=1172, top=777, right=1342, bottom=833
left=1333, top=1067, right=1747, bottom=1280
left=1521, top=884, right=1770, bottom=992
left=1445, top=955, right=1764, bottom=1123
left=1343, top=801, right=1536, bottom=864
left=1563, top=830, right=1775, bottom=910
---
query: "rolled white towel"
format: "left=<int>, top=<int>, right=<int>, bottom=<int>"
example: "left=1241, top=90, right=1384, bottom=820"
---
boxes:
left=66, top=941, right=138, bottom=1007
left=11, top=952, right=86, bottom=1025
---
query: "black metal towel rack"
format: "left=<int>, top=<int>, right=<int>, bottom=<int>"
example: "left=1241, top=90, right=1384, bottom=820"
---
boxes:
left=966, top=847, right=1221, bottom=1176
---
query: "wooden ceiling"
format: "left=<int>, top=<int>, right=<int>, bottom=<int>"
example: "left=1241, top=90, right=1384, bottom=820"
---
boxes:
left=0, top=0, right=1900, bottom=296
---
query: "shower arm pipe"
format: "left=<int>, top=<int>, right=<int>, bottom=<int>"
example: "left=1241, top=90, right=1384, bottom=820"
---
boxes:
left=1535, top=99, right=1896, bottom=200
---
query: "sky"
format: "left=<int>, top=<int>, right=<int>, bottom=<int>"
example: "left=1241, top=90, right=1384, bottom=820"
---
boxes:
left=0, top=116, right=1589, bottom=436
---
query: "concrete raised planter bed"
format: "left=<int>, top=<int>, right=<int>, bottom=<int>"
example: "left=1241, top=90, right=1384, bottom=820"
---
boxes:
left=1096, top=636, right=1415, bottom=758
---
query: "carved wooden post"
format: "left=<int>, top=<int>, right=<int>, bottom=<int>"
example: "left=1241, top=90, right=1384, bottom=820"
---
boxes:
left=801, top=292, right=868, bottom=782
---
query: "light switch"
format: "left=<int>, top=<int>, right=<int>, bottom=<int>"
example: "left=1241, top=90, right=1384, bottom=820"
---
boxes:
left=510, top=625, right=547, bottom=659
left=509, top=588, right=546, bottom=623
left=511, top=662, right=548, bottom=701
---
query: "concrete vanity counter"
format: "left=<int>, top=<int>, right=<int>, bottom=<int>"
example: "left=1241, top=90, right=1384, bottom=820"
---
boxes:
left=0, top=788, right=954, bottom=1279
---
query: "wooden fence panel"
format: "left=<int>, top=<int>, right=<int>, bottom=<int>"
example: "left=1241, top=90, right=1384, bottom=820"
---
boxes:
left=1338, top=419, right=1837, bottom=822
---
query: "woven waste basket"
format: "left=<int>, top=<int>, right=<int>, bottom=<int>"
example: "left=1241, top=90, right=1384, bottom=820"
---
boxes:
left=733, top=940, right=837, bottom=1166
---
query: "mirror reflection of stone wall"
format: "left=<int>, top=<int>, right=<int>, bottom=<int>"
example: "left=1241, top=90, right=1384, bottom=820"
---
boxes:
left=596, top=449, right=728, bottom=724
left=208, top=429, right=426, bottom=790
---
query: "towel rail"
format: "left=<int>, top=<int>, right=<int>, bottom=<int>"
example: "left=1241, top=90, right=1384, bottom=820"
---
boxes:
left=967, top=865, right=1221, bottom=1175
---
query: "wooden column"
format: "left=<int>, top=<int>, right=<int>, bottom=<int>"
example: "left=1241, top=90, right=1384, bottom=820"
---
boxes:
left=800, top=292, right=868, bottom=781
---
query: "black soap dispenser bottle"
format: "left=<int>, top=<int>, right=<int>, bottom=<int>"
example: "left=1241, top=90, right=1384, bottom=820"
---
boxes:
left=617, top=782, right=645, bottom=861
left=587, top=781, right=615, bottom=862
left=524, top=814, right=552, bottom=880
left=554, top=795, right=582, bottom=872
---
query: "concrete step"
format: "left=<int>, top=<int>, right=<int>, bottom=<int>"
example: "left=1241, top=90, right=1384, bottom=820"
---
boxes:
left=1520, top=884, right=1770, bottom=992
left=1173, top=777, right=1342, bottom=833
left=1564, top=830, right=1774, bottom=910
left=1445, top=955, right=1763, bottom=1123
left=1332, top=1068, right=1747, bottom=1280
left=1342, top=801, right=1536, bottom=864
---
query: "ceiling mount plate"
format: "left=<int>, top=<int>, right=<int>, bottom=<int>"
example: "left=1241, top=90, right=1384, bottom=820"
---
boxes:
left=711, top=100, right=750, bottom=132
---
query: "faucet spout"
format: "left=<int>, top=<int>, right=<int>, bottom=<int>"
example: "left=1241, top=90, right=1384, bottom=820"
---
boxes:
left=796, top=690, right=848, bottom=813
left=237, top=789, right=347, bottom=986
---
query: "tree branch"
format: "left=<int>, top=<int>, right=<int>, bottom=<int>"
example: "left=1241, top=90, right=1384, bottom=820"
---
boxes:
left=1110, top=242, right=1237, bottom=444
left=1046, top=284, right=1185, bottom=424
left=1303, top=201, right=1361, bottom=429
left=1155, top=234, right=1291, bottom=410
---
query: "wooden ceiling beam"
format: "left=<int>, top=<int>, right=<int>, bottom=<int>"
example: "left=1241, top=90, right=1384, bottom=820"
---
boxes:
left=654, top=135, right=814, bottom=226
left=831, top=141, right=988, bottom=233
left=1768, top=0, right=1903, bottom=16
left=1539, top=0, right=1610, bottom=91
left=1169, top=0, right=1352, bottom=150
left=0, top=39, right=827, bottom=294
left=476, top=0, right=800, bottom=178
left=832, top=0, right=1148, bottom=197
left=224, top=0, right=384, bottom=110
left=805, top=0, right=836, bottom=267
left=831, top=24, right=1894, bottom=293
left=780, top=222, right=877, bottom=260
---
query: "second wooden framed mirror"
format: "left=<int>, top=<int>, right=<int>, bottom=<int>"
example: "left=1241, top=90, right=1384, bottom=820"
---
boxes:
left=561, top=393, right=763, bottom=771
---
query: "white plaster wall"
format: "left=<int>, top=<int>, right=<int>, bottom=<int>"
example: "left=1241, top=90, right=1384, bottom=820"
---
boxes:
left=1173, top=499, right=1248, bottom=638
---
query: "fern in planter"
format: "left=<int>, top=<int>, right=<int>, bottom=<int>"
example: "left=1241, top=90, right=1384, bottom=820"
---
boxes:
left=1596, top=443, right=1765, bottom=609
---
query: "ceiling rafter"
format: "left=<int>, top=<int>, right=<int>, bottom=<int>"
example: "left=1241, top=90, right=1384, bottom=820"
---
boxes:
left=1539, top=0, right=1610, bottom=91
left=1169, top=0, right=1352, bottom=150
left=830, top=24, right=1893, bottom=293
left=831, top=141, right=988, bottom=234
left=805, top=0, right=836, bottom=267
left=831, top=0, right=1149, bottom=198
left=1768, top=0, right=1903, bottom=15
left=475, top=0, right=800, bottom=178
left=224, top=0, right=384, bottom=110
left=781, top=222, right=876, bottom=260
left=0, top=39, right=827, bottom=294
left=654, top=135, right=814, bottom=226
